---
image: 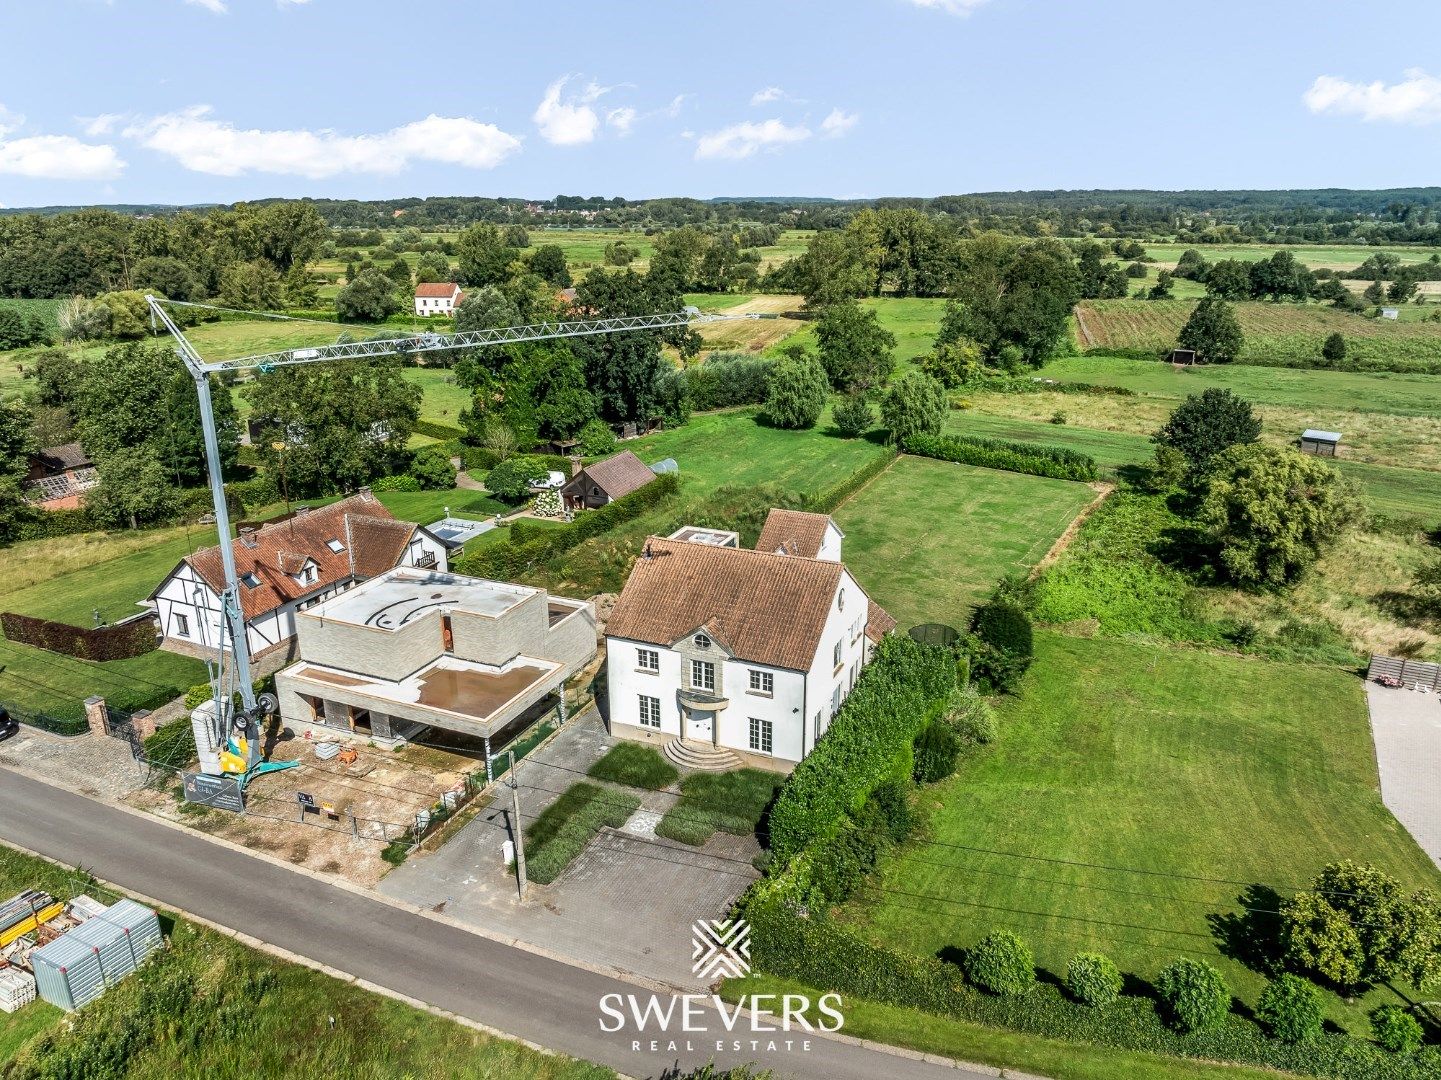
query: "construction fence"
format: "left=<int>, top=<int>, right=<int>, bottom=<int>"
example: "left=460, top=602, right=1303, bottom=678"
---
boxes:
left=1368, top=654, right=1441, bottom=691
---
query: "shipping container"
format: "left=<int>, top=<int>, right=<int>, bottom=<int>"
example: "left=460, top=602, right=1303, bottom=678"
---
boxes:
left=31, top=934, right=106, bottom=1011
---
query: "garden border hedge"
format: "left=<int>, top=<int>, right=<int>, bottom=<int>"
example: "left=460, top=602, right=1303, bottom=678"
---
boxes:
left=1, top=611, right=158, bottom=662
left=904, top=433, right=1098, bottom=482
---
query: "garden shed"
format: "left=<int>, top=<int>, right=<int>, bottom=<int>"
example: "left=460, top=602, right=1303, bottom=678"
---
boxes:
left=1300, top=429, right=1341, bottom=457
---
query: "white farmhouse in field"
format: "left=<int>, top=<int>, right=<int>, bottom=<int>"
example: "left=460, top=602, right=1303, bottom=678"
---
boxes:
left=414, top=282, right=463, bottom=317
left=604, top=509, right=895, bottom=771
left=148, top=492, right=448, bottom=658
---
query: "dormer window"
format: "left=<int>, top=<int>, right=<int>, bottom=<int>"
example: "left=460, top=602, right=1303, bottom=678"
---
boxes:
left=693, top=633, right=711, bottom=649
left=326, top=538, right=345, bottom=554
left=240, top=572, right=261, bottom=589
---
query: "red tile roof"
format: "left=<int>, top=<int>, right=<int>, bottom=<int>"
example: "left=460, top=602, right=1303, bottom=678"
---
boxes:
left=175, top=493, right=419, bottom=622
left=756, top=509, right=837, bottom=559
left=566, top=450, right=655, bottom=502
left=414, top=282, right=461, bottom=298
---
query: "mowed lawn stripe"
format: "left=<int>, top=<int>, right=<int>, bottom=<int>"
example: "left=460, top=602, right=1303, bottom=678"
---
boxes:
left=834, top=455, right=1096, bottom=629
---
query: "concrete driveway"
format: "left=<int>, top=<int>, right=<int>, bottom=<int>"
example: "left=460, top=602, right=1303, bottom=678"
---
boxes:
left=1365, top=681, right=1441, bottom=869
left=379, top=711, right=761, bottom=988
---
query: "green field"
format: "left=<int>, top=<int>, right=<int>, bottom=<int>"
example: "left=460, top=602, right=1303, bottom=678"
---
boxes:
left=842, top=632, right=1441, bottom=1034
left=833, top=455, right=1096, bottom=629
left=1144, top=242, right=1441, bottom=272
left=626, top=406, right=894, bottom=499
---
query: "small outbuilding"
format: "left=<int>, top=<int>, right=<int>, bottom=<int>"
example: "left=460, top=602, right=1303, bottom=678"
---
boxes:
left=1166, top=348, right=1198, bottom=366
left=561, top=450, right=656, bottom=511
left=1381, top=307, right=1400, bottom=321
left=1300, top=428, right=1342, bottom=457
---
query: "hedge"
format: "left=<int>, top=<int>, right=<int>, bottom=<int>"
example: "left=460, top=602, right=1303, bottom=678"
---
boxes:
left=456, top=471, right=679, bottom=579
left=903, top=432, right=1098, bottom=483
left=767, top=635, right=957, bottom=861
left=412, top=419, right=465, bottom=440
left=966, top=376, right=1137, bottom=398
left=0, top=611, right=157, bottom=662
left=741, top=899, right=1440, bottom=1080
left=803, top=448, right=897, bottom=514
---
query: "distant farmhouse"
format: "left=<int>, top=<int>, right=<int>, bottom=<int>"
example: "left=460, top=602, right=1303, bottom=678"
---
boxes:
left=148, top=492, right=447, bottom=657
left=605, top=509, right=895, bottom=771
left=25, top=442, right=97, bottom=510
left=414, top=282, right=463, bottom=317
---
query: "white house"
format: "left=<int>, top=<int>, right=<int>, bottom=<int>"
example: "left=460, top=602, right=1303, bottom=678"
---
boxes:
left=414, top=282, right=463, bottom=317
left=148, top=491, right=448, bottom=659
left=604, top=509, right=895, bottom=771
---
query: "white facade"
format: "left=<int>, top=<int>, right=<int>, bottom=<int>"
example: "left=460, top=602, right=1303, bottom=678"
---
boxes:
left=151, top=531, right=448, bottom=657
left=414, top=284, right=462, bottom=317
left=605, top=566, right=872, bottom=768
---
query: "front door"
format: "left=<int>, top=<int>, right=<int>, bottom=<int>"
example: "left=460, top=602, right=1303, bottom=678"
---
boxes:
left=686, top=708, right=713, bottom=743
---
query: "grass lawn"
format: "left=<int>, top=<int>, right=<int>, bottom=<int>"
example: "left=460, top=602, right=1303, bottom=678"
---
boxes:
left=587, top=742, right=678, bottom=790
left=763, top=296, right=948, bottom=375
left=655, top=768, right=784, bottom=846
left=401, top=366, right=472, bottom=429
left=0, top=848, right=611, bottom=1079
left=840, top=632, right=1441, bottom=1035
left=833, top=455, right=1096, bottom=629
left=626, top=407, right=894, bottom=500
left=945, top=410, right=1153, bottom=476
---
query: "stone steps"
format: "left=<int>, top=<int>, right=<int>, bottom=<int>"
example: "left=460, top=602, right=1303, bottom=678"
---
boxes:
left=662, top=737, right=741, bottom=773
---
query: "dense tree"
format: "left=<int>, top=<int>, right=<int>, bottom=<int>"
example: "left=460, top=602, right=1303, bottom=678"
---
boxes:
left=134, top=256, right=202, bottom=303
left=1075, top=241, right=1129, bottom=299
left=528, top=245, right=572, bottom=288
left=453, top=285, right=521, bottom=333
left=218, top=260, right=285, bottom=312
left=335, top=268, right=403, bottom=322
left=0, top=308, right=48, bottom=349
left=85, top=447, right=177, bottom=530
left=1363, top=279, right=1385, bottom=306
left=1177, top=296, right=1244, bottom=363
left=408, top=445, right=457, bottom=490
left=919, top=337, right=985, bottom=388
left=1204, top=260, right=1252, bottom=300
left=1147, top=269, right=1175, bottom=300
left=1174, top=249, right=1209, bottom=281
left=763, top=353, right=829, bottom=429
left=1248, top=250, right=1314, bottom=301
left=282, top=264, right=319, bottom=308
left=1153, top=387, right=1261, bottom=476
left=0, top=399, right=37, bottom=543
left=31, top=349, right=83, bottom=408
left=245, top=357, right=420, bottom=495
left=832, top=393, right=873, bottom=438
left=457, top=223, right=518, bottom=287
left=1322, top=332, right=1347, bottom=362
left=815, top=301, right=896, bottom=392
left=503, top=224, right=531, bottom=249
left=1199, top=445, right=1363, bottom=587
left=603, top=240, right=638, bottom=267
left=413, top=251, right=453, bottom=284
left=938, top=235, right=1080, bottom=366
left=483, top=457, right=537, bottom=503
left=381, top=258, right=412, bottom=292
left=789, top=228, right=877, bottom=309
left=1387, top=270, right=1420, bottom=304
left=880, top=371, right=947, bottom=446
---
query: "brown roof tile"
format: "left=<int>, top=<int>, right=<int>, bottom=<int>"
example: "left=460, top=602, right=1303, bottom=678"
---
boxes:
left=755, top=509, right=837, bottom=559
left=606, top=538, right=844, bottom=671
left=177, top=493, right=416, bottom=622
left=414, top=282, right=461, bottom=298
left=866, top=603, right=898, bottom=642
left=567, top=450, right=655, bottom=501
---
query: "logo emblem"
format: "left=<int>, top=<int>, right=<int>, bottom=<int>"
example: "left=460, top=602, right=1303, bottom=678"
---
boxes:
left=691, top=918, right=751, bottom=980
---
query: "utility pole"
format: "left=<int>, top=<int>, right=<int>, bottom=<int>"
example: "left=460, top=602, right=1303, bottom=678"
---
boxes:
left=508, top=749, right=526, bottom=900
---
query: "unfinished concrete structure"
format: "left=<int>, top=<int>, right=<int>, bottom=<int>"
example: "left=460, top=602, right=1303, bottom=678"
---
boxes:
left=274, top=569, right=595, bottom=760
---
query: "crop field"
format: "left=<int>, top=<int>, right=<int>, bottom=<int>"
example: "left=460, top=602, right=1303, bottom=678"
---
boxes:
left=841, top=632, right=1441, bottom=1034
left=764, top=296, right=948, bottom=372
left=625, top=406, right=893, bottom=499
left=691, top=294, right=805, bottom=355
left=833, top=455, right=1096, bottom=629
left=1143, top=242, right=1441, bottom=272
left=1075, top=298, right=1441, bottom=367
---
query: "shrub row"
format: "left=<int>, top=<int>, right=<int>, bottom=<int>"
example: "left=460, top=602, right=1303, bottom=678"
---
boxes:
left=456, top=471, right=679, bottom=579
left=0, top=611, right=157, bottom=662
left=681, top=353, right=776, bottom=412
left=523, top=782, right=641, bottom=884
left=412, top=419, right=465, bottom=440
left=741, top=899, right=1439, bottom=1080
left=767, top=635, right=958, bottom=861
left=903, top=432, right=1098, bottom=483
left=6, top=705, right=89, bottom=737
left=802, top=448, right=898, bottom=514
left=967, top=376, right=1137, bottom=397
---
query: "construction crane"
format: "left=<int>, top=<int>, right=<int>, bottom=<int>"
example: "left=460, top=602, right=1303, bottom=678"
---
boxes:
left=144, top=295, right=765, bottom=777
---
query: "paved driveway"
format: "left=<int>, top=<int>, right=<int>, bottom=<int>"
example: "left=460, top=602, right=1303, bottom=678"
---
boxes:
left=1365, top=681, right=1441, bottom=869
left=380, top=711, right=760, bottom=987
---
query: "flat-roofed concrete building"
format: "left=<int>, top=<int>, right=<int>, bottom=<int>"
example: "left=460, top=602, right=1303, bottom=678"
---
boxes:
left=274, top=569, right=595, bottom=758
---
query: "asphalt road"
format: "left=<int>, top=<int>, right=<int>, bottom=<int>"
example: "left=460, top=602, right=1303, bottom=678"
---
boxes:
left=0, top=768, right=989, bottom=1080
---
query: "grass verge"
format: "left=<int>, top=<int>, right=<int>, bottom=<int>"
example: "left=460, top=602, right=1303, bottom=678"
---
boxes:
left=587, top=743, right=678, bottom=790
left=655, top=769, right=783, bottom=846
left=524, top=782, right=640, bottom=884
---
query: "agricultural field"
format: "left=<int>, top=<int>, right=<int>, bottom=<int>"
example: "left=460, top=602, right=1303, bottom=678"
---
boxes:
left=626, top=405, right=893, bottom=499
left=841, top=632, right=1441, bottom=1035
left=1143, top=242, right=1441, bottom=273
left=1074, top=298, right=1441, bottom=367
left=764, top=296, right=949, bottom=373
left=690, top=294, right=805, bottom=356
left=833, top=455, right=1097, bottom=629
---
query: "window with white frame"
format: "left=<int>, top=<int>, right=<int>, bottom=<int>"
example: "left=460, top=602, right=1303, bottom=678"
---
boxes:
left=638, top=695, right=661, bottom=728
left=831, top=684, right=843, bottom=718
left=637, top=647, right=659, bottom=673
left=749, top=717, right=773, bottom=754
left=833, top=639, right=843, bottom=668
left=690, top=659, right=715, bottom=691
left=174, top=613, right=189, bottom=638
left=748, top=669, right=773, bottom=695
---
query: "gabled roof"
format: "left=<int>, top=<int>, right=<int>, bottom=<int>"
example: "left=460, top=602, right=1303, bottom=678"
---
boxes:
left=567, top=450, right=655, bottom=501
left=755, top=509, right=839, bottom=559
left=30, top=442, right=92, bottom=473
left=866, top=604, right=898, bottom=642
left=415, top=281, right=461, bottom=298
left=170, top=493, right=419, bottom=622
left=606, top=538, right=844, bottom=672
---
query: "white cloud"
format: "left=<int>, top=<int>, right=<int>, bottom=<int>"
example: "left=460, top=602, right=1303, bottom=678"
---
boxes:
left=694, top=118, right=811, bottom=161
left=79, top=113, right=124, bottom=137
left=1303, top=69, right=1441, bottom=125
left=820, top=107, right=859, bottom=137
left=751, top=86, right=785, bottom=106
left=532, top=76, right=611, bottom=146
left=605, top=106, right=638, bottom=136
left=124, top=106, right=521, bottom=177
left=185, top=0, right=228, bottom=12
left=0, top=105, right=23, bottom=138
left=906, top=0, right=990, bottom=14
left=0, top=135, right=125, bottom=180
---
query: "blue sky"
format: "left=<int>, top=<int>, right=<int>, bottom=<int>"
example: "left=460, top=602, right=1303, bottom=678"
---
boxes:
left=1, top=0, right=1438, bottom=206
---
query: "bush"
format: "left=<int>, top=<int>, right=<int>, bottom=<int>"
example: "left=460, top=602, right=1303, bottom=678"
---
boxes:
left=371, top=473, right=420, bottom=492
left=763, top=353, right=829, bottom=430
left=683, top=353, right=775, bottom=412
left=587, top=743, right=678, bottom=790
left=1257, top=974, right=1324, bottom=1044
left=974, top=600, right=1033, bottom=658
left=832, top=394, right=874, bottom=438
left=1067, top=953, right=1122, bottom=1008
left=1156, top=959, right=1230, bottom=1033
left=409, top=445, right=457, bottom=490
left=1322, top=333, right=1347, bottom=362
left=143, top=718, right=197, bottom=770
left=880, top=372, right=947, bottom=446
left=810, top=812, right=888, bottom=904
left=1370, top=1005, right=1423, bottom=1054
left=184, top=683, right=212, bottom=710
left=903, top=432, right=1097, bottom=482
left=577, top=418, right=617, bottom=457
left=531, top=489, right=562, bottom=517
left=965, top=931, right=1035, bottom=996
left=912, top=721, right=960, bottom=783
left=869, top=780, right=913, bottom=843
left=944, top=685, right=997, bottom=746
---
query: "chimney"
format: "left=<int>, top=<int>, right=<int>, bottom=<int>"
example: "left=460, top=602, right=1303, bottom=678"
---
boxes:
left=294, top=505, right=311, bottom=517
left=238, top=526, right=257, bottom=548
left=569, top=455, right=582, bottom=478
left=358, top=485, right=373, bottom=500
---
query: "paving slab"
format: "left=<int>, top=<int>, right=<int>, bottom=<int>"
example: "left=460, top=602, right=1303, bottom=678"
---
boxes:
left=1365, top=681, right=1441, bottom=869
